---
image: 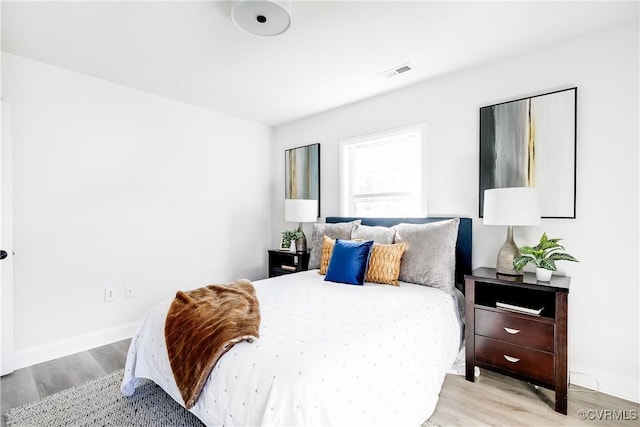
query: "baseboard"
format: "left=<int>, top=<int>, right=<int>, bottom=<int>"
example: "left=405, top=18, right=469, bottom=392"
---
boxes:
left=570, top=365, right=640, bottom=403
left=11, top=321, right=140, bottom=371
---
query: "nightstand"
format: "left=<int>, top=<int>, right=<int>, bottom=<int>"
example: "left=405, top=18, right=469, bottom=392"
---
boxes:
left=464, top=267, right=570, bottom=414
left=268, top=250, right=310, bottom=278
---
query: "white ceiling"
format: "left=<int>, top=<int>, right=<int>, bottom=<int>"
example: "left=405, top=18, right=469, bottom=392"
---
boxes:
left=2, top=1, right=638, bottom=126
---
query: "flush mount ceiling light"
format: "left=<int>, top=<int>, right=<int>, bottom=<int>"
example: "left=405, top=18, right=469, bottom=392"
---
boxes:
left=231, top=0, right=292, bottom=37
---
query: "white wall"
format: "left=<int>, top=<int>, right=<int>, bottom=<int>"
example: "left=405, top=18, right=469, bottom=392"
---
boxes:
left=273, top=23, right=639, bottom=402
left=2, top=53, right=273, bottom=368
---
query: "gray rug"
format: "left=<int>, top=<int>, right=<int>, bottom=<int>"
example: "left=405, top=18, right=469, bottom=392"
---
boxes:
left=5, top=369, right=203, bottom=426
left=5, top=369, right=441, bottom=426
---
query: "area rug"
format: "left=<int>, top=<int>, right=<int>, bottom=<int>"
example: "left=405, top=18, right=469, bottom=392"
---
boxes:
left=4, top=369, right=203, bottom=427
left=4, top=369, right=441, bottom=427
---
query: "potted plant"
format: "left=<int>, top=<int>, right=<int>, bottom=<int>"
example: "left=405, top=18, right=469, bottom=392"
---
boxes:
left=281, top=229, right=303, bottom=252
left=513, top=232, right=579, bottom=281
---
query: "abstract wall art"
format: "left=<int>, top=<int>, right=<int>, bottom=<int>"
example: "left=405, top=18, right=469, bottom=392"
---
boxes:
left=479, top=88, right=577, bottom=218
left=285, top=143, right=320, bottom=217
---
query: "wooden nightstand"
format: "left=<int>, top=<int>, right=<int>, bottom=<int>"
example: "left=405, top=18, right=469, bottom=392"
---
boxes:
left=465, top=267, right=570, bottom=414
left=268, top=250, right=310, bottom=278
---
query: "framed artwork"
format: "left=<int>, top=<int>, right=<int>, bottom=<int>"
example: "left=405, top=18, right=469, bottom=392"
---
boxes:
left=285, top=143, right=320, bottom=217
left=479, top=87, right=577, bottom=218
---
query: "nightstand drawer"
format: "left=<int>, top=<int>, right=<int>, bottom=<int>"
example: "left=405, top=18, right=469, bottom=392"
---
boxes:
left=475, top=335, right=555, bottom=386
left=475, top=308, right=555, bottom=352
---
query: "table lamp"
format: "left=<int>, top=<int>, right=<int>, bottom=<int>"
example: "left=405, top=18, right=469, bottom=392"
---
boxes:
left=285, top=199, right=318, bottom=252
left=483, top=187, right=541, bottom=276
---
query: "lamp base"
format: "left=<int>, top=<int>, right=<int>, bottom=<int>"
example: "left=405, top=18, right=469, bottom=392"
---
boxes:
left=295, top=236, right=307, bottom=252
left=496, top=226, right=522, bottom=276
left=295, top=223, right=307, bottom=252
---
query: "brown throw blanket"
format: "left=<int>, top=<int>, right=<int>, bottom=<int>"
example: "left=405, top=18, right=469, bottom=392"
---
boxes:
left=165, top=279, right=260, bottom=409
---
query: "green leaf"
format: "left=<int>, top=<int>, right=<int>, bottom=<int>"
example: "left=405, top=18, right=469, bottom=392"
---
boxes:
left=540, top=241, right=563, bottom=252
left=539, top=258, right=557, bottom=271
left=548, top=253, right=579, bottom=263
left=519, top=246, right=536, bottom=255
left=512, top=256, right=531, bottom=271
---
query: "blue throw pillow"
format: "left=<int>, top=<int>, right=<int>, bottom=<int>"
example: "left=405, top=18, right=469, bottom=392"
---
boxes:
left=324, top=239, right=374, bottom=285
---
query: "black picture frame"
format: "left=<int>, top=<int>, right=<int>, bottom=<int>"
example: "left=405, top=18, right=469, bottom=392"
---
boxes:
left=479, top=87, right=577, bottom=219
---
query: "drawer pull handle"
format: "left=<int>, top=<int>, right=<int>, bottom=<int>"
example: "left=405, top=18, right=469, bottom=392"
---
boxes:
left=504, top=327, right=520, bottom=335
left=503, top=355, right=520, bottom=363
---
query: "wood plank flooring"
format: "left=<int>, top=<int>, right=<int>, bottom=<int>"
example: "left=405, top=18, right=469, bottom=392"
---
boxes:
left=1, top=339, right=638, bottom=426
left=430, top=370, right=639, bottom=426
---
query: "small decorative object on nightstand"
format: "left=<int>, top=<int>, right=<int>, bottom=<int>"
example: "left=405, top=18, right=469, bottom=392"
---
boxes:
left=268, top=249, right=310, bottom=278
left=465, top=267, right=570, bottom=415
left=513, top=232, right=579, bottom=282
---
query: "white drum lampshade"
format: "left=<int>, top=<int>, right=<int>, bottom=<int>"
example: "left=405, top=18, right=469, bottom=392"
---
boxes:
left=483, top=187, right=541, bottom=276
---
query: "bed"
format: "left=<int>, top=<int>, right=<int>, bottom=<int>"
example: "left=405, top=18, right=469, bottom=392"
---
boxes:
left=121, top=217, right=472, bottom=426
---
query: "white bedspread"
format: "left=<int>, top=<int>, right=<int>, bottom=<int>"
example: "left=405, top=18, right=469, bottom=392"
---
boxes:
left=121, top=270, right=462, bottom=426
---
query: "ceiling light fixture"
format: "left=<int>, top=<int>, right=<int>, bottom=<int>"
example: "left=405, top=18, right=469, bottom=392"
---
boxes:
left=231, top=0, right=292, bottom=37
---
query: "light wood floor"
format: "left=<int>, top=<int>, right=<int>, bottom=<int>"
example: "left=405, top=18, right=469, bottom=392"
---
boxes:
left=430, top=370, right=639, bottom=426
left=1, top=339, right=638, bottom=426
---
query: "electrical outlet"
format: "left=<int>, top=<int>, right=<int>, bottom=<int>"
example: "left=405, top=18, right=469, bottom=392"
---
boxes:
left=125, top=285, right=136, bottom=299
left=104, top=287, right=116, bottom=302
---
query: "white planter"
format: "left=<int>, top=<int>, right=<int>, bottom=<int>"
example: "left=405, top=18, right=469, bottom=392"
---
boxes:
left=289, top=240, right=297, bottom=253
left=536, top=267, right=553, bottom=281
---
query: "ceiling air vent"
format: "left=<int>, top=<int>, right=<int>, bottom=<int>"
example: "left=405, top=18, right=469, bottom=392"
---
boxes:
left=379, top=63, right=414, bottom=79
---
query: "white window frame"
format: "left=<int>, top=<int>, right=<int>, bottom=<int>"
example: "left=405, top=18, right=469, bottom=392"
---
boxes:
left=339, top=124, right=426, bottom=217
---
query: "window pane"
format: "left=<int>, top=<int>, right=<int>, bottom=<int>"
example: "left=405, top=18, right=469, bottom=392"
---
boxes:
left=342, top=128, right=422, bottom=217
left=351, top=137, right=419, bottom=196
left=352, top=195, right=420, bottom=217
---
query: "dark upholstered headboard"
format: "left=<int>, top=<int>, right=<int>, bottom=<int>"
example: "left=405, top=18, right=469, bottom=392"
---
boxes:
left=325, top=217, right=472, bottom=292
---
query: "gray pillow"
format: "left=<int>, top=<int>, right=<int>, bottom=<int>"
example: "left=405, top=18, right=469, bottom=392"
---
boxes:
left=351, top=224, right=395, bottom=244
left=393, top=218, right=459, bottom=291
left=309, top=220, right=361, bottom=269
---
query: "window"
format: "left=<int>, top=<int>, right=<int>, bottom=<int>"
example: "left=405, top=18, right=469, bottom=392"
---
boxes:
left=340, top=126, right=422, bottom=217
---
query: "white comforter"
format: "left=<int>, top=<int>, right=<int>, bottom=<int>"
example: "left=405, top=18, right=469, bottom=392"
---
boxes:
left=121, top=270, right=462, bottom=426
